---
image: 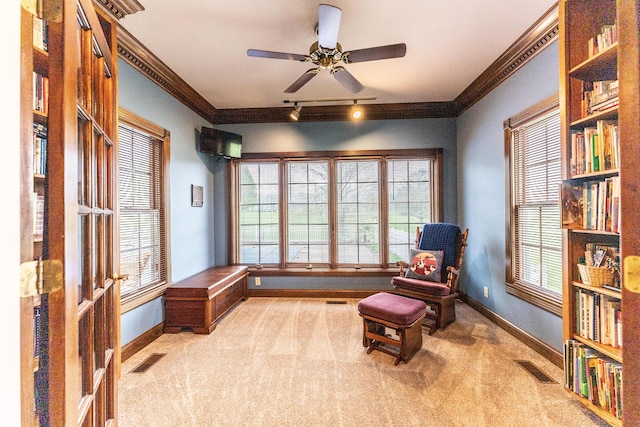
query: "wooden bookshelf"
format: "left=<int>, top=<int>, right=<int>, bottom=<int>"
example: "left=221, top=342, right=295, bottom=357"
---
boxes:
left=560, top=0, right=640, bottom=424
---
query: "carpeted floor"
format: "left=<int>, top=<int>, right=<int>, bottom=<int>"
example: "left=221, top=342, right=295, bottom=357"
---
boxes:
left=118, top=297, right=608, bottom=427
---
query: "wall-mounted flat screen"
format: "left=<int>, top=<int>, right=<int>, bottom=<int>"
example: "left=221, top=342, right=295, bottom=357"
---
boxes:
left=199, top=127, right=243, bottom=159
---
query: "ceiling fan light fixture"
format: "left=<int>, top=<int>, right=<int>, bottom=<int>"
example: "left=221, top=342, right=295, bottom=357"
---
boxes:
left=351, top=100, right=362, bottom=120
left=290, top=103, right=302, bottom=120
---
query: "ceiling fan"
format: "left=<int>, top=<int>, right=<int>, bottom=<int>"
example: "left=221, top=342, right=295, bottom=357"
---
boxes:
left=247, top=4, right=407, bottom=94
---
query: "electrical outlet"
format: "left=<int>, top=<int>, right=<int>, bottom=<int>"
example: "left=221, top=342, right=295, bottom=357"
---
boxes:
left=255, top=277, right=261, bottom=286
left=483, top=287, right=489, bottom=298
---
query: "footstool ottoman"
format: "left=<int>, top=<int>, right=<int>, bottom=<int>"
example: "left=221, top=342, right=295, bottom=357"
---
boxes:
left=357, top=292, right=427, bottom=365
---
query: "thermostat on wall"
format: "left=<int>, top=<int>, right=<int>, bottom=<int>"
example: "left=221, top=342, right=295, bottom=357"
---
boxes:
left=191, top=185, right=203, bottom=207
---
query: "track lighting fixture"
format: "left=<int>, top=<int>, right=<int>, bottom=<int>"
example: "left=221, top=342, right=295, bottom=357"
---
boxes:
left=290, top=103, right=302, bottom=120
left=284, top=96, right=375, bottom=121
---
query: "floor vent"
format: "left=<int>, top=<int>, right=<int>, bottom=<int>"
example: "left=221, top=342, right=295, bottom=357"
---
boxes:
left=515, top=360, right=557, bottom=383
left=326, top=300, right=348, bottom=304
left=131, top=353, right=166, bottom=374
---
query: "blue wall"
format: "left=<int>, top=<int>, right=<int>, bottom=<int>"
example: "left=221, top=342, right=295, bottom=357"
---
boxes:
left=456, top=40, right=562, bottom=350
left=214, top=119, right=459, bottom=274
left=118, top=40, right=564, bottom=352
left=118, top=60, right=218, bottom=345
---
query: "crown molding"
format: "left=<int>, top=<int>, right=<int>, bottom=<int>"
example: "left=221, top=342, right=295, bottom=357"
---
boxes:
left=209, top=102, right=457, bottom=124
left=451, top=3, right=559, bottom=116
left=117, top=25, right=218, bottom=120
left=116, top=3, right=558, bottom=123
left=94, top=0, right=144, bottom=20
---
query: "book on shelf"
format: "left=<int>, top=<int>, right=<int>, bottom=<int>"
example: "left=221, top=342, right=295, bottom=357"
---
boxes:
left=32, top=16, right=48, bottom=52
left=563, top=176, right=619, bottom=232
left=32, top=72, right=49, bottom=115
left=564, top=339, right=622, bottom=419
left=582, top=80, right=619, bottom=117
left=587, top=23, right=617, bottom=58
left=569, top=122, right=619, bottom=175
left=561, top=182, right=584, bottom=229
left=575, top=287, right=621, bottom=347
left=33, top=123, right=47, bottom=175
left=33, top=192, right=45, bottom=240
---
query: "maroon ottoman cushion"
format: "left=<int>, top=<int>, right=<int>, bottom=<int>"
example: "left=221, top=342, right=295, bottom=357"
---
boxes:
left=358, top=292, right=427, bottom=326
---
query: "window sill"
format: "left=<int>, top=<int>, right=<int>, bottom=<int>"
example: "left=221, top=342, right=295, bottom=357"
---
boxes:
left=249, top=266, right=400, bottom=277
left=120, top=281, right=171, bottom=314
left=505, top=281, right=562, bottom=317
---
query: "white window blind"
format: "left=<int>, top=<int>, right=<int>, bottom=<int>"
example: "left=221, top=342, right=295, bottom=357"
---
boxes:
left=512, top=110, right=562, bottom=295
left=118, top=123, right=166, bottom=296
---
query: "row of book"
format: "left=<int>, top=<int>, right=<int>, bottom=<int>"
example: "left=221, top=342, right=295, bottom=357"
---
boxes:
left=570, top=120, right=619, bottom=175
left=33, top=123, right=47, bottom=175
left=581, top=80, right=618, bottom=119
left=575, top=288, right=621, bottom=347
left=33, top=72, right=49, bottom=114
left=561, top=176, right=620, bottom=232
left=33, top=16, right=48, bottom=52
left=564, top=339, right=622, bottom=419
left=587, top=23, right=617, bottom=58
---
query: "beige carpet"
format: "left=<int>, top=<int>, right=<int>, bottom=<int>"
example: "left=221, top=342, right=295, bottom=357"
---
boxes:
left=118, top=297, right=607, bottom=427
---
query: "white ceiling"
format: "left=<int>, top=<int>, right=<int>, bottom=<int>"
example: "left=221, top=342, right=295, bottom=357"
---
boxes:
left=119, top=1, right=557, bottom=110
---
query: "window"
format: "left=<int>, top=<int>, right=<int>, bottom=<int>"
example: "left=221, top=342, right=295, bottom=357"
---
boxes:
left=232, top=149, right=442, bottom=270
left=505, top=94, right=562, bottom=316
left=118, top=109, right=170, bottom=311
left=388, top=158, right=433, bottom=262
left=239, top=162, right=280, bottom=264
left=287, top=161, right=329, bottom=264
left=336, top=160, right=380, bottom=264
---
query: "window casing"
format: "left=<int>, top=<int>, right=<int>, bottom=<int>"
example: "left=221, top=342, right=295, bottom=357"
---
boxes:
left=118, top=109, right=170, bottom=312
left=505, top=94, right=562, bottom=316
left=232, top=149, right=442, bottom=270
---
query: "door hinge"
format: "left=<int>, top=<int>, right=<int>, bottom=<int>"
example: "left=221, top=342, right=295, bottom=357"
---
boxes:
left=20, top=259, right=63, bottom=297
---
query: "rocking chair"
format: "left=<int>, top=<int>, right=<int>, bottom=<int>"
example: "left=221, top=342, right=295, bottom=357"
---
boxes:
left=391, top=223, right=468, bottom=335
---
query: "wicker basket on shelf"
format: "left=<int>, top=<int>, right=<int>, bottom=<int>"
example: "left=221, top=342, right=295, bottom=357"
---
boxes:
left=577, top=264, right=614, bottom=287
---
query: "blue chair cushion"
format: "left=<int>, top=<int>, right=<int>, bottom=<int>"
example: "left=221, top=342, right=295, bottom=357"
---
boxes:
left=418, top=223, right=460, bottom=282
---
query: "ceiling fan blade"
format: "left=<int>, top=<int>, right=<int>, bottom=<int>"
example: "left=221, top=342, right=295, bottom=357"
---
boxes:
left=284, top=68, right=320, bottom=93
left=317, top=4, right=341, bottom=49
left=331, top=66, right=364, bottom=93
left=343, top=43, right=407, bottom=63
left=247, top=49, right=307, bottom=62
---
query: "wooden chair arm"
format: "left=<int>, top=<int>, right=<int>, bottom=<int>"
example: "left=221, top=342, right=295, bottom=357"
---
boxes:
left=445, top=266, right=460, bottom=289
left=396, top=260, right=409, bottom=274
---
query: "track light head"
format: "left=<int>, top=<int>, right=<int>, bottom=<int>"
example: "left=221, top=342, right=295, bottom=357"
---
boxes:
left=290, top=103, right=302, bottom=120
left=351, top=100, right=362, bottom=120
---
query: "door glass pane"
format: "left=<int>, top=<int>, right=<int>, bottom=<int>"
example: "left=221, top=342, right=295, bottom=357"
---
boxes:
left=95, top=130, right=104, bottom=209
left=78, top=213, right=90, bottom=304
left=77, top=117, right=91, bottom=206
left=94, top=214, right=103, bottom=289
left=78, top=313, right=91, bottom=402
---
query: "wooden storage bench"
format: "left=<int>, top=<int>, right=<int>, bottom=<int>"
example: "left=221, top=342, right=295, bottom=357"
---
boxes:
left=164, top=265, right=248, bottom=334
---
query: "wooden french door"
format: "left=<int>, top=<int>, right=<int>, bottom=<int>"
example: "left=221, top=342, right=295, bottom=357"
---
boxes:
left=75, top=1, right=120, bottom=424
left=20, top=0, right=120, bottom=425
